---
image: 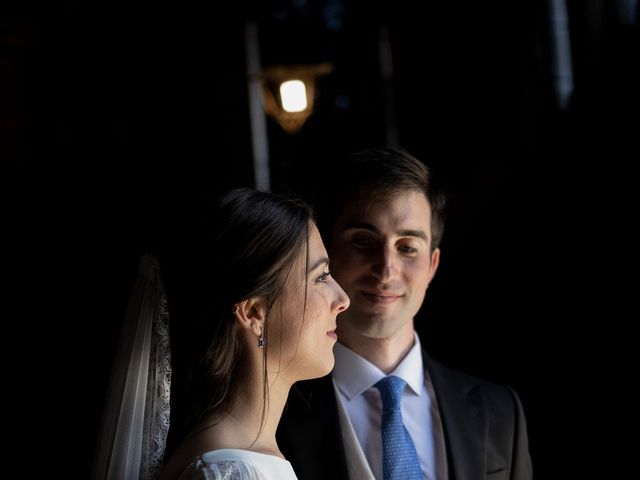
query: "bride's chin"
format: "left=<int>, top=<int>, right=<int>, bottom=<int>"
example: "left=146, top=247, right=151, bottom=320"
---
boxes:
left=303, top=356, right=336, bottom=381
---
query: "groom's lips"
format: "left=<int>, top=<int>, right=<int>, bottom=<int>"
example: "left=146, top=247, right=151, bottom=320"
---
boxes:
left=360, top=290, right=402, bottom=304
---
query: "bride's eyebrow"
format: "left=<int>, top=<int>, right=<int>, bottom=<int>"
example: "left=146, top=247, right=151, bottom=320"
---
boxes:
left=309, top=256, right=329, bottom=272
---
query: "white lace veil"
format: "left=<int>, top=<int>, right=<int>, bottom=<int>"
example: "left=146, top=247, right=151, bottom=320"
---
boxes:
left=92, top=255, right=172, bottom=480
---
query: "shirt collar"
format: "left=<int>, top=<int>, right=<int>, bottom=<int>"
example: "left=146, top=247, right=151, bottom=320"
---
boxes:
left=333, top=332, right=425, bottom=400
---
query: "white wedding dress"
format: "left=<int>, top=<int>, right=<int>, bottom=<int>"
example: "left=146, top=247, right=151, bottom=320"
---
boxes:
left=178, top=449, right=298, bottom=480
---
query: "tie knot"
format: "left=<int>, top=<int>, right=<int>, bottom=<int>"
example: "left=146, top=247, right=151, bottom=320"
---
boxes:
left=374, top=375, right=406, bottom=411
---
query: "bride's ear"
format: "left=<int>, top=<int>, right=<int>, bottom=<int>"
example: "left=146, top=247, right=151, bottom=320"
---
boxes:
left=233, top=297, right=266, bottom=337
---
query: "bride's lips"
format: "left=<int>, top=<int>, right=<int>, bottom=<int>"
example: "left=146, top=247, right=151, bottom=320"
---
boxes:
left=360, top=291, right=402, bottom=304
left=326, top=329, right=338, bottom=341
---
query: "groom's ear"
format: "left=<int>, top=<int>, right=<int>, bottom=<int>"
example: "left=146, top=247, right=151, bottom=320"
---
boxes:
left=426, top=247, right=441, bottom=284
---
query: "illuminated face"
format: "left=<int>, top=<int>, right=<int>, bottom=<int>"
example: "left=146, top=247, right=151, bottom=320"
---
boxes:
left=328, top=191, right=440, bottom=344
left=268, top=222, right=350, bottom=381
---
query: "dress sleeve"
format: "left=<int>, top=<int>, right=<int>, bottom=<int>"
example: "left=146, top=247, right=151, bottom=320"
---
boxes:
left=179, top=459, right=261, bottom=480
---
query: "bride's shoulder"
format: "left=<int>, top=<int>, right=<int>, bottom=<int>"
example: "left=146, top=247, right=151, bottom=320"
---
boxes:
left=178, top=454, right=258, bottom=480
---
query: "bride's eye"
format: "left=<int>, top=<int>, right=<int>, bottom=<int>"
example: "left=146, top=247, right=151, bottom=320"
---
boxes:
left=316, top=271, right=331, bottom=284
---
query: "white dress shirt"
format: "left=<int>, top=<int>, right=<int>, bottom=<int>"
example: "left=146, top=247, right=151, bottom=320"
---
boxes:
left=332, top=333, right=448, bottom=480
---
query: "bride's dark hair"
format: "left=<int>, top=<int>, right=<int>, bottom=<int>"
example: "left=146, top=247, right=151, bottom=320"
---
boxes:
left=163, top=188, right=313, bottom=456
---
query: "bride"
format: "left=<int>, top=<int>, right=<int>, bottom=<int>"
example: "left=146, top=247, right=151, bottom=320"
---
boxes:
left=156, top=188, right=349, bottom=479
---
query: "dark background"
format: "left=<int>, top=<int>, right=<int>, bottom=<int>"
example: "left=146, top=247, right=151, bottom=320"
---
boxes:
left=4, top=0, right=637, bottom=477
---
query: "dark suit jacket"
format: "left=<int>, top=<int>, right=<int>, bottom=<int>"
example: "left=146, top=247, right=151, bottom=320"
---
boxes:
left=277, top=352, right=532, bottom=480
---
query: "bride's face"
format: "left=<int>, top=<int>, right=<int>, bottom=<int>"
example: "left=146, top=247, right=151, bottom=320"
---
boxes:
left=266, top=222, right=349, bottom=381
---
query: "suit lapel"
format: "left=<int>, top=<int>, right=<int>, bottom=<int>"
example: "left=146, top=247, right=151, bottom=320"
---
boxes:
left=426, top=355, right=486, bottom=480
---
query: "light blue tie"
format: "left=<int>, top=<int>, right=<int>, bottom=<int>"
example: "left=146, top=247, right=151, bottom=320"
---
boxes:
left=375, top=375, right=423, bottom=480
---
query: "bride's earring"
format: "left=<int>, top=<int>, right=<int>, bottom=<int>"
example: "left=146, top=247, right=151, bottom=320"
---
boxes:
left=258, top=332, right=265, bottom=349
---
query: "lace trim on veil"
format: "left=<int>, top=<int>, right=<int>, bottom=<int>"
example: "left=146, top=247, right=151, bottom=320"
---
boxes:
left=141, top=257, right=171, bottom=479
left=92, top=255, right=171, bottom=480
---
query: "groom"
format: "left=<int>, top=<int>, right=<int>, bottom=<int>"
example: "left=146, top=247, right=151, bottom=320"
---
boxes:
left=277, top=147, right=532, bottom=480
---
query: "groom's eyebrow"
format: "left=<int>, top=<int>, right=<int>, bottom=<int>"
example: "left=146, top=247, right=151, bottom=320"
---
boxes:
left=344, top=221, right=428, bottom=241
